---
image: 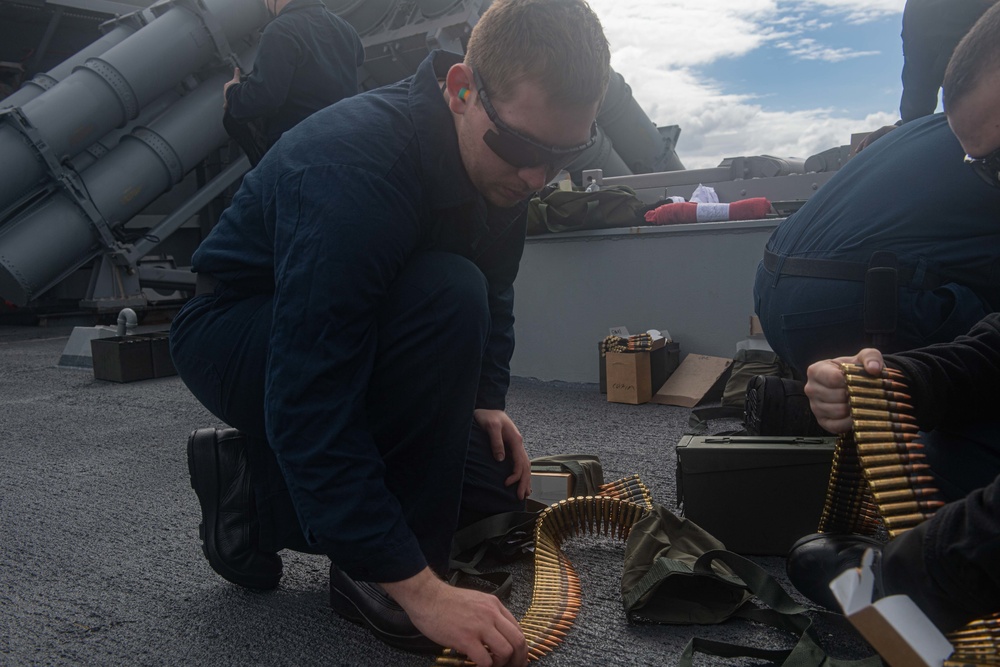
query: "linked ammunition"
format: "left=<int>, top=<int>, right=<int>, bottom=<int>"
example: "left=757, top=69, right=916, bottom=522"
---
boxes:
left=848, top=397, right=915, bottom=412
left=868, top=474, right=935, bottom=491
left=857, top=441, right=924, bottom=454
left=842, top=375, right=908, bottom=390
left=850, top=410, right=917, bottom=425
left=864, top=463, right=931, bottom=478
left=852, top=419, right=919, bottom=432
left=847, top=387, right=912, bottom=401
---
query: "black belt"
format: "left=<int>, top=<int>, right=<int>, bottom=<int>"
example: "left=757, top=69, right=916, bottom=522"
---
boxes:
left=195, top=273, right=220, bottom=296
left=763, top=250, right=942, bottom=290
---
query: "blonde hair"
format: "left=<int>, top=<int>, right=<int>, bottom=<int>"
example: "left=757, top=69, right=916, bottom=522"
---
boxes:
left=465, top=0, right=611, bottom=108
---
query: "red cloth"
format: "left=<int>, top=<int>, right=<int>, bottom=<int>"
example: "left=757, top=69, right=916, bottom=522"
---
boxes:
left=729, top=197, right=772, bottom=220
left=645, top=201, right=699, bottom=225
left=644, top=197, right=771, bottom=225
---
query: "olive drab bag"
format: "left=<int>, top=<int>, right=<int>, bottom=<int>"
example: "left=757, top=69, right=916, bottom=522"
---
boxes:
left=622, top=504, right=883, bottom=666
left=449, top=454, right=605, bottom=572
left=622, top=504, right=751, bottom=624
left=721, top=348, right=794, bottom=409
left=526, top=185, right=647, bottom=234
left=528, top=453, right=604, bottom=497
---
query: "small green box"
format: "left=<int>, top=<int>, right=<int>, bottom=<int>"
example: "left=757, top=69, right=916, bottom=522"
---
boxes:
left=90, top=332, right=176, bottom=382
left=136, top=332, right=177, bottom=378
left=676, top=435, right=836, bottom=555
left=91, top=335, right=155, bottom=383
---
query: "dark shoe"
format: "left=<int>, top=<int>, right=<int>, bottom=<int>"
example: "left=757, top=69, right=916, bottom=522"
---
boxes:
left=187, top=427, right=282, bottom=590
left=328, top=564, right=440, bottom=653
left=786, top=532, right=884, bottom=611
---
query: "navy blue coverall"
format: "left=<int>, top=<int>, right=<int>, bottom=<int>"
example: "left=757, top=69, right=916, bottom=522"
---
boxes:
left=225, top=0, right=365, bottom=144
left=754, top=113, right=1000, bottom=377
left=171, top=52, right=526, bottom=583
left=880, top=313, right=1000, bottom=631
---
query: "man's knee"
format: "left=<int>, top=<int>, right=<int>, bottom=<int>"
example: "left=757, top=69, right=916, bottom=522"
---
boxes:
left=395, top=252, right=491, bottom=335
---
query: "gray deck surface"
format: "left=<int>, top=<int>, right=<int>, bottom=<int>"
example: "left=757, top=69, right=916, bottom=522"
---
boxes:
left=0, top=324, right=875, bottom=666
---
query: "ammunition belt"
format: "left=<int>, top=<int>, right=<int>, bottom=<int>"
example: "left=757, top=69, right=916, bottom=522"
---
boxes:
left=600, top=334, right=653, bottom=354
left=820, top=364, right=999, bottom=666
left=432, top=476, right=653, bottom=665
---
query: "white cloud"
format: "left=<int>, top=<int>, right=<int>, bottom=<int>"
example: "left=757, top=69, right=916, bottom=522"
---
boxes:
left=587, top=0, right=906, bottom=168
left=775, top=37, right=881, bottom=61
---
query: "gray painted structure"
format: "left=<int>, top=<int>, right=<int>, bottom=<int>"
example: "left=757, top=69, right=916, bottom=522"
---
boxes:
left=512, top=219, right=778, bottom=382
left=0, top=0, right=268, bottom=211
left=0, top=0, right=685, bottom=313
left=510, top=168, right=840, bottom=382
left=0, top=22, right=138, bottom=111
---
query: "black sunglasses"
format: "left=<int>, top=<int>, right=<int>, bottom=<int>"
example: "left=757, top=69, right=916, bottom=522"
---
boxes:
left=472, top=69, right=597, bottom=172
left=965, top=146, right=1000, bottom=188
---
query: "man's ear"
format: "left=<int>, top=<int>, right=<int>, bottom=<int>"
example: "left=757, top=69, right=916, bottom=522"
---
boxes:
left=445, top=64, right=475, bottom=114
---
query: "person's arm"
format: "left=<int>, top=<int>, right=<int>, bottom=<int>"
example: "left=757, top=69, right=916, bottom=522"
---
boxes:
left=899, top=41, right=943, bottom=123
left=886, top=313, right=1000, bottom=430
left=474, top=408, right=530, bottom=499
left=853, top=124, right=899, bottom=155
left=899, top=0, right=945, bottom=123
left=472, top=209, right=531, bottom=498
left=881, top=473, right=1000, bottom=633
left=805, top=313, right=1000, bottom=433
left=474, top=212, right=524, bottom=413
left=226, top=24, right=300, bottom=121
left=223, top=67, right=241, bottom=109
left=383, top=567, right=528, bottom=667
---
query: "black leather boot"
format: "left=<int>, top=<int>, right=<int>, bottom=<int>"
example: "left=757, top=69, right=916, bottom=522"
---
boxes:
left=187, top=428, right=282, bottom=590
left=745, top=376, right=830, bottom=437
left=786, top=532, right=884, bottom=611
left=328, top=564, right=440, bottom=653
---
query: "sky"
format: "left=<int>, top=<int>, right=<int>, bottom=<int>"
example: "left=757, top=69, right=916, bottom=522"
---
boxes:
left=585, top=0, right=912, bottom=168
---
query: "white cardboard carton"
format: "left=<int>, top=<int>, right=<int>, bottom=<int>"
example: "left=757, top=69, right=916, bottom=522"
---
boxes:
left=829, top=549, right=954, bottom=667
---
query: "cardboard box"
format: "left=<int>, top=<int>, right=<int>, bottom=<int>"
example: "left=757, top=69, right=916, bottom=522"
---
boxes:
left=675, top=435, right=836, bottom=555
left=90, top=332, right=177, bottom=382
left=830, top=549, right=954, bottom=667
left=651, top=354, right=732, bottom=407
left=138, top=332, right=177, bottom=378
left=599, top=340, right=679, bottom=394
left=606, top=350, right=653, bottom=404
left=91, top=336, right=155, bottom=383
left=528, top=471, right=573, bottom=507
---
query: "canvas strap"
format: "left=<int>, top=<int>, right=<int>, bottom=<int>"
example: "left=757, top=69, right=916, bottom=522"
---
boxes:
left=677, top=550, right=883, bottom=667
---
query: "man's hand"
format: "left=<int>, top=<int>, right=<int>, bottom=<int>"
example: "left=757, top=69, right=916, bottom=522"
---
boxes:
left=382, top=568, right=528, bottom=667
left=473, top=409, right=531, bottom=500
left=805, top=349, right=885, bottom=433
left=222, top=67, right=241, bottom=109
left=852, top=124, right=898, bottom=155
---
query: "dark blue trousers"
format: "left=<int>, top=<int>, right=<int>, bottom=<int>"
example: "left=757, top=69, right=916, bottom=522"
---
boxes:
left=753, top=262, right=991, bottom=378
left=170, top=252, right=522, bottom=573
